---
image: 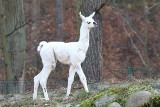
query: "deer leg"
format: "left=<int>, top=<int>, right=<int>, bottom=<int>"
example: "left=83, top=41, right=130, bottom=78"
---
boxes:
left=33, top=72, right=42, bottom=100
left=39, top=67, right=52, bottom=101
left=40, top=62, right=56, bottom=101
left=76, top=64, right=89, bottom=93
left=66, top=65, right=76, bottom=96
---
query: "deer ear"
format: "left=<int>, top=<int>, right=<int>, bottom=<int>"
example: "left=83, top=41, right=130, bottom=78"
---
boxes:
left=89, top=12, right=95, bottom=18
left=79, top=12, right=85, bottom=21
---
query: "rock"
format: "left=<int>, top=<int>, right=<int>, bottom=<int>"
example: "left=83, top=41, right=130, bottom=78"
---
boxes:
left=4, top=94, right=13, bottom=99
left=88, top=84, right=97, bottom=91
left=154, top=89, right=160, bottom=94
left=94, top=93, right=118, bottom=107
left=0, top=95, right=5, bottom=101
left=88, top=82, right=109, bottom=92
left=75, top=104, right=80, bottom=107
left=8, top=96, right=15, bottom=102
left=125, top=91, right=152, bottom=107
left=14, top=94, right=24, bottom=100
left=56, top=103, right=72, bottom=107
left=152, top=83, right=160, bottom=89
left=108, top=102, right=121, bottom=107
left=56, top=103, right=64, bottom=107
left=66, top=103, right=72, bottom=107
left=96, top=83, right=109, bottom=90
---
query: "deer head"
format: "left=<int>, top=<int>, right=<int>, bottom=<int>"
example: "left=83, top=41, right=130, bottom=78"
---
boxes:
left=79, top=12, right=97, bottom=29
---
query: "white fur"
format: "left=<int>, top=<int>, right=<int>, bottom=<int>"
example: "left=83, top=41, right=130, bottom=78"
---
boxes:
left=33, top=12, right=97, bottom=101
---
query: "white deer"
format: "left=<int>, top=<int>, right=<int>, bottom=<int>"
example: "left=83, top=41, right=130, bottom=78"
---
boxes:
left=33, top=12, right=97, bottom=101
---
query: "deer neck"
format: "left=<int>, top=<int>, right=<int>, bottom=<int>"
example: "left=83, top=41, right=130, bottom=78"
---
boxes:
left=78, top=24, right=90, bottom=50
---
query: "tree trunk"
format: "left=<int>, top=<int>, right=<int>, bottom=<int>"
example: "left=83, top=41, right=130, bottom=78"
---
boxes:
left=32, top=0, right=41, bottom=75
left=0, top=0, right=13, bottom=94
left=2, top=0, right=26, bottom=94
left=55, top=0, right=64, bottom=41
left=55, top=0, right=64, bottom=72
left=77, top=0, right=103, bottom=82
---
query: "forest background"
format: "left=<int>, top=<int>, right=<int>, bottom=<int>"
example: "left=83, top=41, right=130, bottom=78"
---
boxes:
left=0, top=0, right=160, bottom=94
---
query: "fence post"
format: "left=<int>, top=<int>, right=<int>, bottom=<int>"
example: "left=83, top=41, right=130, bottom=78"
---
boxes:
left=127, top=67, right=133, bottom=80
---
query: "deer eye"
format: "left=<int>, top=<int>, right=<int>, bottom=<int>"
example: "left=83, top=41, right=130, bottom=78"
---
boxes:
left=87, top=22, right=91, bottom=24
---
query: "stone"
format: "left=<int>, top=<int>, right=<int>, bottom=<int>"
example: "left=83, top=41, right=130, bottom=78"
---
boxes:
left=56, top=103, right=64, bottom=107
left=0, top=95, right=5, bottom=101
left=154, top=89, right=160, bottom=94
left=97, top=83, right=109, bottom=90
left=108, top=102, right=121, bottom=107
left=75, top=104, right=80, bottom=107
left=152, top=83, right=160, bottom=89
left=4, top=94, right=13, bottom=99
left=14, top=94, right=24, bottom=100
left=94, top=93, right=118, bottom=107
left=56, top=103, right=72, bottom=107
left=88, top=83, right=97, bottom=91
left=65, top=103, right=72, bottom=107
left=125, top=91, right=152, bottom=107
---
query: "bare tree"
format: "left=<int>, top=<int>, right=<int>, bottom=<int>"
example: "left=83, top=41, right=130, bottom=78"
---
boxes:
left=121, top=1, right=153, bottom=68
left=77, top=0, right=106, bottom=82
left=0, top=0, right=13, bottom=94
left=32, top=0, right=41, bottom=75
left=55, top=0, right=64, bottom=41
left=1, top=0, right=26, bottom=94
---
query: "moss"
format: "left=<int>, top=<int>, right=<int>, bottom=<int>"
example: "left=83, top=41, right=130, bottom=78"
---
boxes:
left=151, top=94, right=160, bottom=106
left=80, top=90, right=108, bottom=107
left=2, top=80, right=159, bottom=107
left=76, top=90, right=90, bottom=102
left=140, top=94, right=160, bottom=107
left=2, top=98, right=34, bottom=107
left=80, top=80, right=158, bottom=107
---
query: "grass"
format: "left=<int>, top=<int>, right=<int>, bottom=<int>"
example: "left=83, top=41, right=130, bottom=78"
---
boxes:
left=1, top=79, right=160, bottom=107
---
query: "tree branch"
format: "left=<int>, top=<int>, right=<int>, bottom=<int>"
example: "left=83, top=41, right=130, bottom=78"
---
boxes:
left=6, top=19, right=32, bottom=37
left=145, top=2, right=160, bottom=14
left=110, top=0, right=145, bottom=45
left=123, top=22, right=147, bottom=66
left=94, top=0, right=107, bottom=13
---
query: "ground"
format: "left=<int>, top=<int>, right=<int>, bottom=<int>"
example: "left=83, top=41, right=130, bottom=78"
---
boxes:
left=0, top=79, right=160, bottom=107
